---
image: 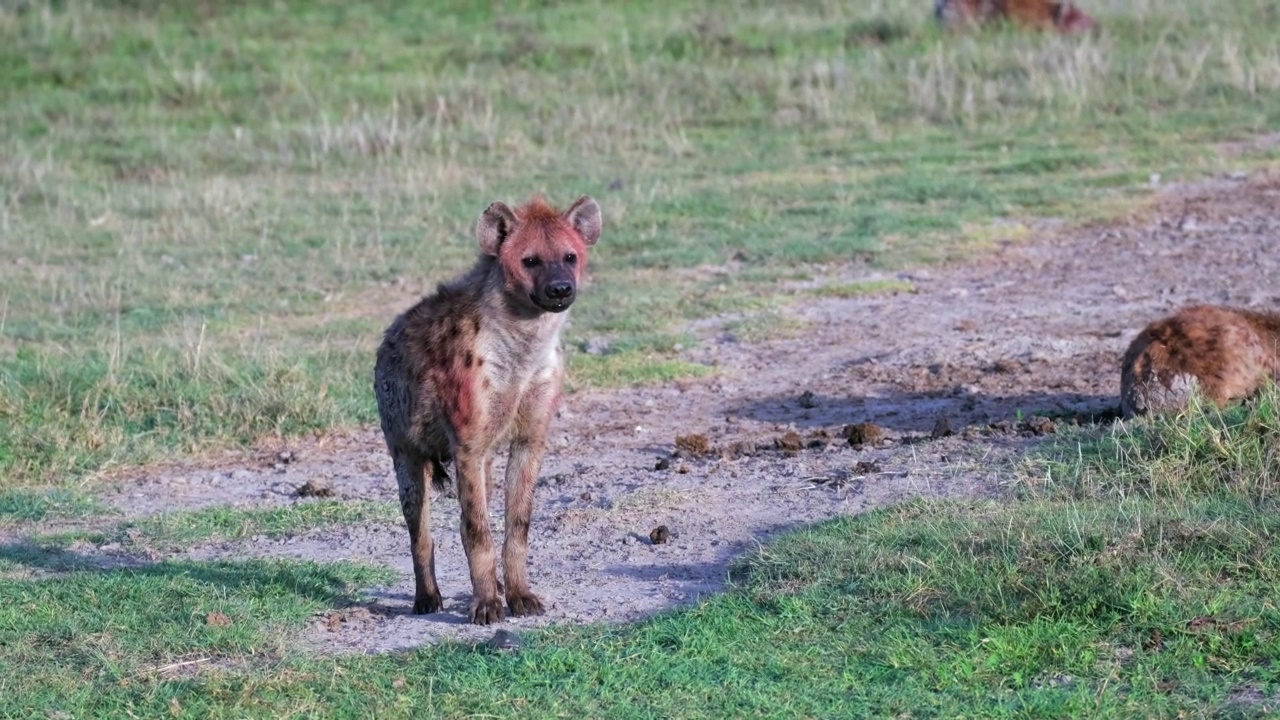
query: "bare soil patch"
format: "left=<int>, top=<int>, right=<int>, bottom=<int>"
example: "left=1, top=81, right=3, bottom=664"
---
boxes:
left=82, top=171, right=1280, bottom=652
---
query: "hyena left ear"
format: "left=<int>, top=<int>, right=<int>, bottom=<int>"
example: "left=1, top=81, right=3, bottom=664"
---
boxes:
left=476, top=201, right=517, bottom=256
left=564, top=195, right=602, bottom=247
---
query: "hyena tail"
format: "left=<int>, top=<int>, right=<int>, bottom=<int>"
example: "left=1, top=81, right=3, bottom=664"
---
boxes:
left=430, top=456, right=452, bottom=492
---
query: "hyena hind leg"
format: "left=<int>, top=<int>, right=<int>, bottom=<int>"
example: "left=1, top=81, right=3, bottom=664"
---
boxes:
left=393, top=449, right=443, bottom=614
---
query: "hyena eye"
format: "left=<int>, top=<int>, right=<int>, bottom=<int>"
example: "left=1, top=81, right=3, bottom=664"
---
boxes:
left=521, top=256, right=542, bottom=268
left=563, top=252, right=577, bottom=264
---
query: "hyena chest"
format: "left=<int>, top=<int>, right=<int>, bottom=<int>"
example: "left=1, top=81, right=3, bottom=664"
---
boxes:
left=474, top=325, right=564, bottom=436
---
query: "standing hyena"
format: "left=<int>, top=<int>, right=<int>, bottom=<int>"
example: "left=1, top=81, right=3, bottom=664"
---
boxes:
left=374, top=195, right=602, bottom=625
left=1120, top=305, right=1280, bottom=418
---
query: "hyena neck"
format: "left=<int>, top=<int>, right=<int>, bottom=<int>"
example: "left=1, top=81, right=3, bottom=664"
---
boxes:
left=477, top=260, right=567, bottom=356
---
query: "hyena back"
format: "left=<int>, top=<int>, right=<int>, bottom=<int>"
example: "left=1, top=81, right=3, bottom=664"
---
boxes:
left=1120, top=305, right=1280, bottom=418
left=375, top=196, right=602, bottom=624
left=935, top=0, right=1097, bottom=33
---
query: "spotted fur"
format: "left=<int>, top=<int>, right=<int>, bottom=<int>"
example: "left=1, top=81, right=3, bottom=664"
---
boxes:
left=1120, top=305, right=1280, bottom=418
left=375, top=195, right=602, bottom=624
left=935, top=0, right=1098, bottom=33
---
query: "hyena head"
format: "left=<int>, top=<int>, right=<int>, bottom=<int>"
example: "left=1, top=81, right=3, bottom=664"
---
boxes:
left=476, top=195, right=602, bottom=314
left=1053, top=3, right=1097, bottom=33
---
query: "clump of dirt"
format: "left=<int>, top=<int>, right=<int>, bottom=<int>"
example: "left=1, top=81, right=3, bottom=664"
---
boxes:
left=931, top=417, right=955, bottom=439
left=797, top=390, right=818, bottom=408
left=296, top=481, right=334, bottom=498
left=649, top=525, right=670, bottom=545
left=205, top=611, right=232, bottom=627
left=720, top=440, right=757, bottom=458
left=674, top=434, right=713, bottom=457
left=774, top=430, right=805, bottom=452
left=1022, top=416, right=1057, bottom=436
left=843, top=422, right=886, bottom=447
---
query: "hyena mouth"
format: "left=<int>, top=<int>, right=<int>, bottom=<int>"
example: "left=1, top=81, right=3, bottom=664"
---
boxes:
left=530, top=294, right=574, bottom=313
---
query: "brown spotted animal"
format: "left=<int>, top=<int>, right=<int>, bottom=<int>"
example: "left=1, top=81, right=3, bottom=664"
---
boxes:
left=1120, top=305, right=1280, bottom=418
left=935, top=0, right=1098, bottom=33
left=375, top=196, right=602, bottom=624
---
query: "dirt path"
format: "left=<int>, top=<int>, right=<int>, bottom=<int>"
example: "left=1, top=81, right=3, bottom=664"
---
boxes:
left=96, top=172, right=1280, bottom=653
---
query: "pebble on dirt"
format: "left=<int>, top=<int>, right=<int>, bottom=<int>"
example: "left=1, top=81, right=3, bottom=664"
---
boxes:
left=798, top=390, right=818, bottom=408
left=654, top=457, right=671, bottom=471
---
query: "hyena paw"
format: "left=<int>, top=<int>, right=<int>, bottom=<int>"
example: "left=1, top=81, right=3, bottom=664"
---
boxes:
left=506, top=590, right=546, bottom=617
left=412, top=591, right=444, bottom=615
left=469, top=594, right=506, bottom=625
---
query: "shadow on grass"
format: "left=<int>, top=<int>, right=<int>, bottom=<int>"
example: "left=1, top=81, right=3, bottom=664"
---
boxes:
left=0, top=540, right=368, bottom=607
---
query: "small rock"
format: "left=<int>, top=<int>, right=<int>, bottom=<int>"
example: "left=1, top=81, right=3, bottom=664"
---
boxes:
left=649, top=525, right=670, bottom=545
left=486, top=629, right=522, bottom=653
left=654, top=457, right=671, bottom=471
left=276, top=450, right=296, bottom=464
left=579, top=491, right=593, bottom=502
left=931, top=417, right=954, bottom=439
left=797, top=390, right=818, bottom=409
left=676, top=463, right=689, bottom=474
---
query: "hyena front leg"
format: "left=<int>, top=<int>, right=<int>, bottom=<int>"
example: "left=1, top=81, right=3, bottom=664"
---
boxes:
left=393, top=449, right=442, bottom=614
left=502, top=435, right=547, bottom=616
left=455, top=444, right=504, bottom=625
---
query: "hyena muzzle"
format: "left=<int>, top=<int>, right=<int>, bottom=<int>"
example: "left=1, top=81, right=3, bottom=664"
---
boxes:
left=374, top=195, right=602, bottom=625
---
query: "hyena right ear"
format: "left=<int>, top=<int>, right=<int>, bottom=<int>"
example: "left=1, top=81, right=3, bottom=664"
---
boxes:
left=476, top=201, right=517, bottom=256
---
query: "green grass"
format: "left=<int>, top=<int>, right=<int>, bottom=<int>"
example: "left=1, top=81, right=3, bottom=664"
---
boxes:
left=807, top=277, right=917, bottom=299
left=0, top=487, right=103, bottom=524
left=4, top=392, right=1280, bottom=717
left=0, top=557, right=389, bottom=713
left=126, top=500, right=401, bottom=548
left=9, top=500, right=402, bottom=558
left=4, top=0, right=1280, bottom=483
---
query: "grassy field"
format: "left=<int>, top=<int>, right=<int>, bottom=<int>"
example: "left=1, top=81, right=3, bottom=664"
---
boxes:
left=4, top=0, right=1280, bottom=485
left=4, top=391, right=1280, bottom=717
left=5, top=0, right=1280, bottom=717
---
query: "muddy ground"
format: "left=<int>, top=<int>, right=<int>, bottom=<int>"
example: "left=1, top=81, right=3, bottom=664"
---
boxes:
left=57, top=172, right=1280, bottom=652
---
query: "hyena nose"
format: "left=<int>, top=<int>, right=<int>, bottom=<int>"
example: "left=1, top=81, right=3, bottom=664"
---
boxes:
left=547, top=281, right=574, bottom=300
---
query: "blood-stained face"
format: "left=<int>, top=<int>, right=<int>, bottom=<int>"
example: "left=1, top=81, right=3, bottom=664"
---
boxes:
left=476, top=196, right=602, bottom=313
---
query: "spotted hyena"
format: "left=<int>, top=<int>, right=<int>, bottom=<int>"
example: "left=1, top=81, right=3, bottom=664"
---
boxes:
left=935, top=0, right=1098, bottom=33
left=374, top=195, right=602, bottom=624
left=1120, top=305, right=1280, bottom=419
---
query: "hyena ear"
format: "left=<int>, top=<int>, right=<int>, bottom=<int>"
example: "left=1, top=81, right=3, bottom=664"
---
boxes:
left=476, top=201, right=517, bottom=256
left=563, top=195, right=602, bottom=247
